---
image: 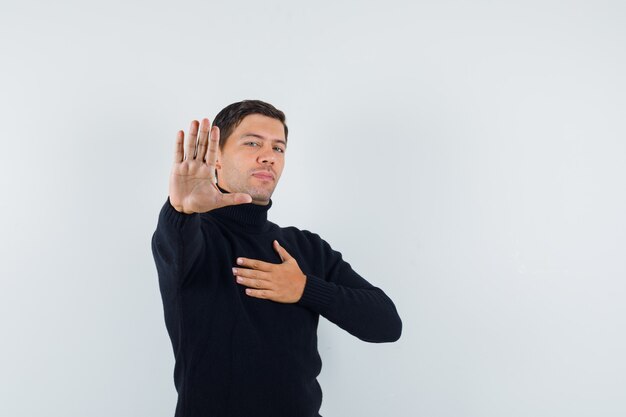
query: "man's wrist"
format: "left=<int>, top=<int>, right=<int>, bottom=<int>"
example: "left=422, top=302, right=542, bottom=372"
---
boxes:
left=168, top=197, right=196, bottom=214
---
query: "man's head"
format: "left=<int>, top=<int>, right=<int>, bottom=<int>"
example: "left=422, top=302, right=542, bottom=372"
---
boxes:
left=213, top=100, right=288, bottom=206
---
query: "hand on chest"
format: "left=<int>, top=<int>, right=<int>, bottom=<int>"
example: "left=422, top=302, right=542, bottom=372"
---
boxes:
left=230, top=238, right=309, bottom=304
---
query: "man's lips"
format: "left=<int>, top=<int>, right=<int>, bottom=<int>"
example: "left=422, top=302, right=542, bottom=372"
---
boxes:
left=252, top=171, right=274, bottom=180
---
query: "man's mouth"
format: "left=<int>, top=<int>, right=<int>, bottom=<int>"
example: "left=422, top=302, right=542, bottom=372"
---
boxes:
left=252, top=172, right=274, bottom=181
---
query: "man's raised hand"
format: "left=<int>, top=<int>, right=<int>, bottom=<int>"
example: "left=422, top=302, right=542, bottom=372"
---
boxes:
left=169, top=118, right=252, bottom=214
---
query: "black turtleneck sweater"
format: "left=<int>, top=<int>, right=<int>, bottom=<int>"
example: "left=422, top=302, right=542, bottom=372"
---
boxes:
left=151, top=192, right=402, bottom=417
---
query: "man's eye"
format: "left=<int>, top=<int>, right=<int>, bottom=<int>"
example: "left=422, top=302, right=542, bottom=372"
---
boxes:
left=245, top=142, right=259, bottom=147
left=274, top=147, right=284, bottom=153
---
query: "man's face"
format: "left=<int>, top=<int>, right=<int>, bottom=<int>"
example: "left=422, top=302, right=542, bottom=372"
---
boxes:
left=216, top=114, right=287, bottom=205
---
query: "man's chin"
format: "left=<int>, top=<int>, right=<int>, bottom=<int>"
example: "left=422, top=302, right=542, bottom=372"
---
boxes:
left=248, top=188, right=274, bottom=203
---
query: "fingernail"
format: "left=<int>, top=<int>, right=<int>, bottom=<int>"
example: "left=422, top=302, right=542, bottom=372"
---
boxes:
left=237, top=258, right=243, bottom=265
left=232, top=267, right=237, bottom=274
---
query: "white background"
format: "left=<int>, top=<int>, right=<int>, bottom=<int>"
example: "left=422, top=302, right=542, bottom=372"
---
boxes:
left=1, top=1, right=625, bottom=416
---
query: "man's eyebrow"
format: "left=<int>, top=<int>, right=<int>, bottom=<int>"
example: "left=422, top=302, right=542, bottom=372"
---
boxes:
left=240, top=133, right=287, bottom=147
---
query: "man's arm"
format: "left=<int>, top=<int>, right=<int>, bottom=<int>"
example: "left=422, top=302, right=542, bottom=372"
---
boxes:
left=151, top=198, right=205, bottom=286
left=232, top=236, right=402, bottom=343
left=297, top=236, right=403, bottom=343
left=152, top=117, right=252, bottom=285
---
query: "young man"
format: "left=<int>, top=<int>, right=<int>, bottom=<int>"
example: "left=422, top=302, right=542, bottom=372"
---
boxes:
left=151, top=100, right=402, bottom=417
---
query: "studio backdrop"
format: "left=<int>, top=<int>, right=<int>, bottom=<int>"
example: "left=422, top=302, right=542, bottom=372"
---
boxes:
left=1, top=1, right=625, bottom=416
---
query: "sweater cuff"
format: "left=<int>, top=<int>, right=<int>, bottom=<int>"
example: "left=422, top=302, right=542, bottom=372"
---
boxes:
left=160, top=197, right=199, bottom=230
left=297, top=274, right=337, bottom=312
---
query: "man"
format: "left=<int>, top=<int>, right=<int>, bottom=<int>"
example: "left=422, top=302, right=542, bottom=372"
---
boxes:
left=151, top=100, right=402, bottom=417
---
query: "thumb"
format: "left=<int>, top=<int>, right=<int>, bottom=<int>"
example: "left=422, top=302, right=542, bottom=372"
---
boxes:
left=273, top=240, right=292, bottom=262
left=219, top=192, right=253, bottom=207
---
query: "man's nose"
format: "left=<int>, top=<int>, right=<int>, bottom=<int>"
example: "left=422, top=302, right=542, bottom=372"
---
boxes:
left=258, top=146, right=276, bottom=164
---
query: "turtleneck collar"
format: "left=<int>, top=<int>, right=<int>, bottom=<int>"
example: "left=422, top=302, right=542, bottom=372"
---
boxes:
left=207, top=184, right=273, bottom=233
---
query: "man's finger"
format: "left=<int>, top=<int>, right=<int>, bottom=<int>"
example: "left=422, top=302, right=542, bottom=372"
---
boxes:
left=173, top=130, right=184, bottom=163
left=236, top=257, right=274, bottom=271
left=232, top=267, right=269, bottom=281
left=234, top=275, right=271, bottom=290
left=206, top=125, right=220, bottom=183
left=273, top=240, right=293, bottom=262
left=218, top=192, right=253, bottom=207
left=195, top=118, right=210, bottom=161
left=184, top=120, right=199, bottom=161
left=244, top=288, right=271, bottom=299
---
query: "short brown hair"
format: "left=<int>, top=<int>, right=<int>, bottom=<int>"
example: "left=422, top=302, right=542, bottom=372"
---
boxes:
left=213, top=100, right=288, bottom=150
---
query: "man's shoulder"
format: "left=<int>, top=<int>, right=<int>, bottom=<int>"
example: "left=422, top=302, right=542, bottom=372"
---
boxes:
left=275, top=222, right=326, bottom=245
left=277, top=222, right=317, bottom=237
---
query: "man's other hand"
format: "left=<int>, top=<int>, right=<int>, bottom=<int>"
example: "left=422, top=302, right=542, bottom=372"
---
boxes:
left=232, top=240, right=307, bottom=303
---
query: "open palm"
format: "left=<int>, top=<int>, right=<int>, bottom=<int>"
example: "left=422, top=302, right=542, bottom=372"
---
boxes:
left=169, top=118, right=252, bottom=214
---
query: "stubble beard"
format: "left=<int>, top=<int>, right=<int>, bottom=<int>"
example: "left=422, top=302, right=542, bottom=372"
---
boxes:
left=242, top=181, right=273, bottom=203
left=220, top=168, right=275, bottom=204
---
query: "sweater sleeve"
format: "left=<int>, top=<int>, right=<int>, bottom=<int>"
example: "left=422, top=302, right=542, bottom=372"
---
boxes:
left=297, top=236, right=402, bottom=343
left=151, top=197, right=207, bottom=287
